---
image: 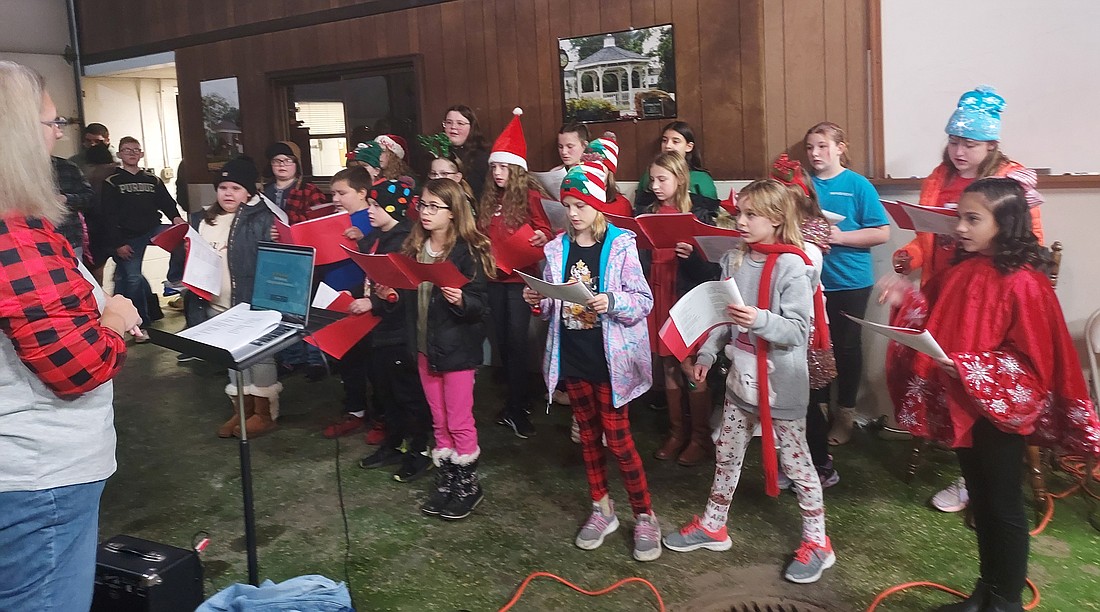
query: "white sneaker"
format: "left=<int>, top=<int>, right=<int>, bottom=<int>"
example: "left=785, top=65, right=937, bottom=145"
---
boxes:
left=931, top=477, right=969, bottom=512
left=570, top=416, right=581, bottom=444
left=552, top=389, right=571, bottom=405
left=132, top=329, right=150, bottom=343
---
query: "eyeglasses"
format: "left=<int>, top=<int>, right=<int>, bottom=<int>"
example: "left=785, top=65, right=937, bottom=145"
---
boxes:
left=428, top=171, right=459, bottom=179
left=416, top=202, right=451, bottom=215
left=119, top=148, right=143, bottom=154
left=442, top=120, right=470, bottom=129
left=41, top=118, right=72, bottom=129
left=271, top=158, right=297, bottom=166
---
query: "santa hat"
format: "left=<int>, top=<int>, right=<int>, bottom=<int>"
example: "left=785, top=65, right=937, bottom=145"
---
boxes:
left=488, top=107, right=527, bottom=170
left=374, top=134, right=407, bottom=160
left=560, top=160, right=611, bottom=213
left=718, top=187, right=738, bottom=216
left=585, top=131, right=619, bottom=174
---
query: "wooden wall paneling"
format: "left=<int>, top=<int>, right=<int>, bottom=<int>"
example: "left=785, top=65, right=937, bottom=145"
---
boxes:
left=653, top=0, right=673, bottom=24
left=782, top=0, right=826, bottom=152
left=544, top=0, right=573, bottom=167
left=460, top=0, right=490, bottom=123
left=739, top=0, right=767, bottom=177
left=844, top=0, right=870, bottom=175
left=512, top=0, right=541, bottom=167
left=480, top=1, right=503, bottom=130
left=867, top=0, right=884, bottom=178
left=697, top=0, right=743, bottom=176
left=632, top=0, right=657, bottom=26
left=417, top=3, right=446, bottom=125
left=670, top=0, right=703, bottom=157
left=762, top=0, right=787, bottom=161
left=532, top=0, right=559, bottom=170
left=822, top=0, right=848, bottom=134
left=494, top=0, right=521, bottom=119
left=438, top=2, right=468, bottom=112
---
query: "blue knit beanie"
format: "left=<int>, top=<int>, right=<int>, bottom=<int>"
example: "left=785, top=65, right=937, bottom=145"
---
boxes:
left=945, top=86, right=1005, bottom=142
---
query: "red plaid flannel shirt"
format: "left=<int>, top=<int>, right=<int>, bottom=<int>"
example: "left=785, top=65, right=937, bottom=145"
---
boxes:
left=0, top=214, right=127, bottom=399
left=285, top=181, right=328, bottom=225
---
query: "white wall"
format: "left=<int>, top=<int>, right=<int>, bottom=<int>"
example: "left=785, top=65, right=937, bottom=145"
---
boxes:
left=82, top=77, right=182, bottom=195
left=881, top=0, right=1100, bottom=178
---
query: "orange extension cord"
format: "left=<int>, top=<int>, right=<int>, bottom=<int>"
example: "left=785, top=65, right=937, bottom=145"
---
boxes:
left=865, top=455, right=1100, bottom=611
left=498, top=572, right=665, bottom=612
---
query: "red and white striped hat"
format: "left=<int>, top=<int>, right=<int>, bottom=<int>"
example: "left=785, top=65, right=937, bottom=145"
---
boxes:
left=560, top=159, right=611, bottom=213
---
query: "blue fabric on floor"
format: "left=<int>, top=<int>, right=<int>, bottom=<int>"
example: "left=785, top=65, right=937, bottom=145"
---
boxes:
left=196, top=574, right=353, bottom=612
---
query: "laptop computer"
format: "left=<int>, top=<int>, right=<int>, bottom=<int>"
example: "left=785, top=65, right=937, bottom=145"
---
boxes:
left=232, top=241, right=316, bottom=361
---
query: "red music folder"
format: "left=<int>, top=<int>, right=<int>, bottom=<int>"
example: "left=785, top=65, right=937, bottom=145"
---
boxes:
left=493, top=224, right=545, bottom=275
left=275, top=212, right=357, bottom=266
left=605, top=212, right=740, bottom=254
left=341, top=248, right=470, bottom=290
left=305, top=313, right=381, bottom=359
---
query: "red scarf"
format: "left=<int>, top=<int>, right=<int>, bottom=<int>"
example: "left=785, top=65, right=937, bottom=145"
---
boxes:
left=747, top=242, right=825, bottom=496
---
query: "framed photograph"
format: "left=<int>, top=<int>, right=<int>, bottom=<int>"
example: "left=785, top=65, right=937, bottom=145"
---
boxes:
left=200, top=77, right=242, bottom=171
left=559, top=24, right=675, bottom=124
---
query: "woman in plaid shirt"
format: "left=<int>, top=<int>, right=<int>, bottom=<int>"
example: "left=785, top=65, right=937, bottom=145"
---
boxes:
left=0, top=61, right=140, bottom=611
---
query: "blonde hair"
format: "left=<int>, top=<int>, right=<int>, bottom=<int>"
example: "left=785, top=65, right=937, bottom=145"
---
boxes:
left=941, top=141, right=1010, bottom=180
left=647, top=151, right=691, bottom=213
left=564, top=202, right=608, bottom=243
left=404, top=178, right=496, bottom=279
left=0, top=61, right=64, bottom=223
left=805, top=121, right=852, bottom=168
left=477, top=163, right=550, bottom=230
left=737, top=179, right=804, bottom=252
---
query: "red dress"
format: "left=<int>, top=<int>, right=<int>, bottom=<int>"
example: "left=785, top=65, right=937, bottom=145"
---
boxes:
left=647, top=205, right=682, bottom=356
left=886, top=255, right=1100, bottom=455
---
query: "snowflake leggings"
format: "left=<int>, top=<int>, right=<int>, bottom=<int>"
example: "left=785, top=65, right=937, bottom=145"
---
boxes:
left=701, top=402, right=827, bottom=546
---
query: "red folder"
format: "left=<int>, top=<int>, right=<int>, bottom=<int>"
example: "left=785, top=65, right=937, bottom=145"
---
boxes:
left=341, top=248, right=470, bottom=290
left=304, top=313, right=381, bottom=359
left=493, top=224, right=545, bottom=275
left=306, top=203, right=338, bottom=219
left=275, top=213, right=357, bottom=266
left=882, top=200, right=958, bottom=235
left=149, top=224, right=216, bottom=301
left=657, top=317, right=695, bottom=363
left=605, top=212, right=739, bottom=251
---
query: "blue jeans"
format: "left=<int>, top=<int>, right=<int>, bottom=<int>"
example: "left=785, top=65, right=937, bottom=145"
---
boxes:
left=153, top=224, right=186, bottom=285
left=113, top=228, right=157, bottom=324
left=0, top=480, right=106, bottom=611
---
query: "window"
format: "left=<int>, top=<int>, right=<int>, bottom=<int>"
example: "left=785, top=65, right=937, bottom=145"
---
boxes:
left=278, top=63, right=419, bottom=179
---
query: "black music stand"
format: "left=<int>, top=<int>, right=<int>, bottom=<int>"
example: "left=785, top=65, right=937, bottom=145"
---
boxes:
left=147, top=327, right=301, bottom=586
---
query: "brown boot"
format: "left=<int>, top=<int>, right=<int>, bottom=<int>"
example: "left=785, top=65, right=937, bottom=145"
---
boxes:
left=218, top=395, right=255, bottom=438
left=233, top=396, right=278, bottom=438
left=655, top=387, right=686, bottom=460
left=678, top=388, right=713, bottom=466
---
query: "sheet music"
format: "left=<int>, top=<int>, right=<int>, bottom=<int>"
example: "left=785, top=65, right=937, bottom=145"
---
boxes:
left=177, top=303, right=284, bottom=359
left=844, top=313, right=949, bottom=360
left=517, top=271, right=595, bottom=304
left=532, top=168, right=567, bottom=199
left=693, top=235, right=743, bottom=263
left=182, top=227, right=223, bottom=296
left=822, top=210, right=846, bottom=225
left=259, top=193, right=289, bottom=226
left=312, top=282, right=342, bottom=309
left=667, top=278, right=745, bottom=342
left=540, top=198, right=569, bottom=232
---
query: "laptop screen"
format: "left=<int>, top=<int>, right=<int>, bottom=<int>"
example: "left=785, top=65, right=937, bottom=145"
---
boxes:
left=251, top=242, right=315, bottom=323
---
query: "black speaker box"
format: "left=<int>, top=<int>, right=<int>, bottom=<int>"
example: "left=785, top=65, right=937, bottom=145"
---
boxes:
left=91, top=534, right=204, bottom=612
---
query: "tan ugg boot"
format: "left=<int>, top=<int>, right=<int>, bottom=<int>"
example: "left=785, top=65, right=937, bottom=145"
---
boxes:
left=218, top=395, right=255, bottom=438
left=677, top=388, right=713, bottom=467
left=233, top=396, right=278, bottom=438
left=828, top=406, right=858, bottom=446
left=654, top=387, right=686, bottom=460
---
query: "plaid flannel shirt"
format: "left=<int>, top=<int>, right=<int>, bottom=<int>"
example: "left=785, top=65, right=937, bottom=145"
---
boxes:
left=284, top=181, right=328, bottom=225
left=0, top=214, right=126, bottom=399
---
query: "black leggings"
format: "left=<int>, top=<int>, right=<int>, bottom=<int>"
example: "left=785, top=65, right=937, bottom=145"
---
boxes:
left=488, top=282, right=533, bottom=414
left=367, top=345, right=432, bottom=452
left=823, top=287, right=871, bottom=408
left=956, top=418, right=1029, bottom=603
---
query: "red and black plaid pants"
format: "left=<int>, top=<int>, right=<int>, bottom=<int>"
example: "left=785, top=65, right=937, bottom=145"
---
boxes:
left=565, top=378, right=652, bottom=516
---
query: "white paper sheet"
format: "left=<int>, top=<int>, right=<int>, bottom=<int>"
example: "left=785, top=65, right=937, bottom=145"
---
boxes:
left=517, top=271, right=595, bottom=304
left=844, top=313, right=948, bottom=360
left=693, top=235, right=743, bottom=263
left=539, top=198, right=569, bottom=232
left=667, top=278, right=745, bottom=343
left=178, top=303, right=283, bottom=359
left=181, top=227, right=223, bottom=296
left=823, top=210, right=846, bottom=225
left=311, top=282, right=342, bottom=309
left=532, top=168, right=567, bottom=199
left=259, top=193, right=289, bottom=226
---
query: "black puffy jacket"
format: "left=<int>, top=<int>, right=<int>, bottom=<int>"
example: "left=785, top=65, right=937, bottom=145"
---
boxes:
left=359, top=220, right=412, bottom=348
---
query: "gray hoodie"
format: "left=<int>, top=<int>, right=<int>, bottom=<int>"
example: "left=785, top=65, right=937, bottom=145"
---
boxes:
left=696, top=250, right=813, bottom=420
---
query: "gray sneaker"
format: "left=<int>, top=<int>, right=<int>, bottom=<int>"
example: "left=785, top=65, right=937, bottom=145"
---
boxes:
left=575, top=502, right=619, bottom=550
left=662, top=515, right=733, bottom=552
left=632, top=512, right=662, bottom=562
left=783, top=538, right=836, bottom=584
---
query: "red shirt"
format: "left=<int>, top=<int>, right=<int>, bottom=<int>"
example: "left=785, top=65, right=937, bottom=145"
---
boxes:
left=484, top=188, right=552, bottom=283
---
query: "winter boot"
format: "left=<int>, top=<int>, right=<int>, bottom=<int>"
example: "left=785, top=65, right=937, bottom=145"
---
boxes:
left=827, top=406, right=858, bottom=446
left=234, top=395, right=278, bottom=438
left=421, top=449, right=455, bottom=516
left=933, top=579, right=990, bottom=612
left=440, top=450, right=484, bottom=520
left=678, top=388, right=713, bottom=466
left=983, top=591, right=1023, bottom=612
left=218, top=394, right=255, bottom=438
left=655, top=387, right=686, bottom=460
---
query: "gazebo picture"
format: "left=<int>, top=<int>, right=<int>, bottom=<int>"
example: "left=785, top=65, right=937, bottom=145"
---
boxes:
left=559, top=24, right=675, bottom=124
left=200, top=77, right=243, bottom=171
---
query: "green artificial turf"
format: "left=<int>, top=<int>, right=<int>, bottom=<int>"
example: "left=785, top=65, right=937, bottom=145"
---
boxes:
left=101, top=337, right=1100, bottom=611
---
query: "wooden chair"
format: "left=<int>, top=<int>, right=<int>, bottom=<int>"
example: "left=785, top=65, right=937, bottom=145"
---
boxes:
left=905, top=242, right=1063, bottom=510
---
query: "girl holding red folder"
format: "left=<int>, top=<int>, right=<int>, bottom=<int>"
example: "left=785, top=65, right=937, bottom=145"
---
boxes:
left=639, top=151, right=720, bottom=467
left=663, top=179, right=834, bottom=585
left=476, top=108, right=552, bottom=439
left=401, top=178, right=494, bottom=520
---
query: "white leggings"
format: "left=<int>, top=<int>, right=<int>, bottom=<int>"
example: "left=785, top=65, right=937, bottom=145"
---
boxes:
left=701, top=403, right=827, bottom=546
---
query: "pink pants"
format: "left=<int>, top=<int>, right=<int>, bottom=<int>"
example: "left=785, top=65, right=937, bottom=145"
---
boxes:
left=417, top=353, right=478, bottom=456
